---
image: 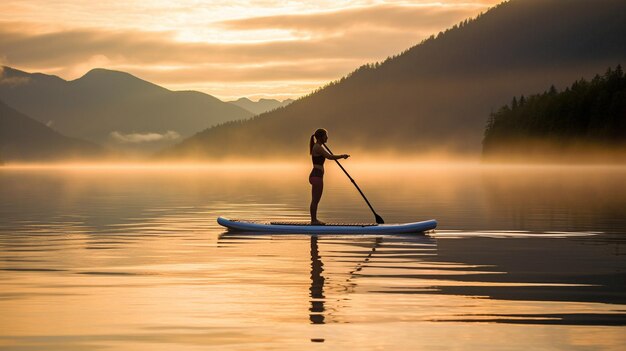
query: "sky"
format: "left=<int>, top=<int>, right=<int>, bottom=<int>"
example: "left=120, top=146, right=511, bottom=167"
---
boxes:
left=1, top=0, right=500, bottom=101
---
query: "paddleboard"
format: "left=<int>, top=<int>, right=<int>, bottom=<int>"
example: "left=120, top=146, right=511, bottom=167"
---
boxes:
left=217, top=216, right=437, bottom=234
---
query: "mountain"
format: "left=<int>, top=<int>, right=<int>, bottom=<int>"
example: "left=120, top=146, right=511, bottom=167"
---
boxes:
left=229, top=98, right=294, bottom=115
left=482, top=65, right=626, bottom=162
left=162, top=0, right=626, bottom=160
left=0, top=67, right=253, bottom=153
left=0, top=99, right=106, bottom=161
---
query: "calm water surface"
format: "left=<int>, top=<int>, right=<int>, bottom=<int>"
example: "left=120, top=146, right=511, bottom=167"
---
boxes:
left=0, top=164, right=625, bottom=350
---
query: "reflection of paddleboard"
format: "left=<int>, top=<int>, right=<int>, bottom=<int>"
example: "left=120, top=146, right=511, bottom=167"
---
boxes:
left=217, top=217, right=437, bottom=234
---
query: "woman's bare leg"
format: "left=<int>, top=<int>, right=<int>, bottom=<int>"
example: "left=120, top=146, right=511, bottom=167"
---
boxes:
left=310, top=181, right=324, bottom=224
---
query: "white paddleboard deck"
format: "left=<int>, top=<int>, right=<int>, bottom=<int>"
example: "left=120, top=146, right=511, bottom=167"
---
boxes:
left=217, top=217, right=437, bottom=234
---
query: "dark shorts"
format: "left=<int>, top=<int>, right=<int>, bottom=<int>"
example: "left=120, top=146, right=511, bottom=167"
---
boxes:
left=309, top=168, right=324, bottom=186
left=309, top=176, right=323, bottom=186
left=309, top=168, right=324, bottom=178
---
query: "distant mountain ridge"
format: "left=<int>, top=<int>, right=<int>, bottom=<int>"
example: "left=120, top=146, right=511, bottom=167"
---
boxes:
left=229, top=98, right=294, bottom=115
left=162, top=0, right=626, bottom=160
left=0, top=99, right=106, bottom=161
left=0, top=67, right=253, bottom=153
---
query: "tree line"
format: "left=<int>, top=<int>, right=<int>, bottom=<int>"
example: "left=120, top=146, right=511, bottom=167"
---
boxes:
left=483, top=65, right=626, bottom=156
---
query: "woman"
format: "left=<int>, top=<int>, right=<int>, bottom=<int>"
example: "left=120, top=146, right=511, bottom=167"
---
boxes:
left=309, top=128, right=350, bottom=225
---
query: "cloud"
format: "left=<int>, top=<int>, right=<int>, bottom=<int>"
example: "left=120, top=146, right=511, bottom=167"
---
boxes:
left=125, top=58, right=363, bottom=83
left=110, top=130, right=180, bottom=143
left=218, top=3, right=481, bottom=34
left=0, top=21, right=419, bottom=66
left=0, top=1, right=495, bottom=97
left=0, top=3, right=486, bottom=68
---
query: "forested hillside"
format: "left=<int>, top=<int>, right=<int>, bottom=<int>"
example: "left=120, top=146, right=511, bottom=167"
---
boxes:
left=482, top=66, right=626, bottom=161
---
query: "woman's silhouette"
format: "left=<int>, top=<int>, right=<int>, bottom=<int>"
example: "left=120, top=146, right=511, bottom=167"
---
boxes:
left=309, top=129, right=349, bottom=225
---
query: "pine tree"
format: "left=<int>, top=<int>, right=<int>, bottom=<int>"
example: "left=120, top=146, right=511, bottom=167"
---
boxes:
left=549, top=85, right=557, bottom=95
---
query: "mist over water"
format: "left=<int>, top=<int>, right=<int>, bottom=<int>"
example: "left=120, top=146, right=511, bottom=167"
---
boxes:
left=0, top=163, right=625, bottom=350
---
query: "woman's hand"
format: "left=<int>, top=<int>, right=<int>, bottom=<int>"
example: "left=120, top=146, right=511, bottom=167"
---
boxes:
left=342, top=154, right=350, bottom=159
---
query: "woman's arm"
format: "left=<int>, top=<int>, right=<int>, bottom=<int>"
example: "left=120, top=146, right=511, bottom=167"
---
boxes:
left=314, top=144, right=350, bottom=160
left=329, top=153, right=350, bottom=160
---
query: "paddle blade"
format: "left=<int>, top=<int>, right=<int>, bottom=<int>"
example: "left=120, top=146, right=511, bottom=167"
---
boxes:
left=375, top=213, right=385, bottom=224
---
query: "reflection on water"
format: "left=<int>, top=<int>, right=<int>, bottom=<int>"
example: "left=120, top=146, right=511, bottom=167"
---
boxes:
left=0, top=164, right=625, bottom=350
left=309, top=236, right=325, bottom=325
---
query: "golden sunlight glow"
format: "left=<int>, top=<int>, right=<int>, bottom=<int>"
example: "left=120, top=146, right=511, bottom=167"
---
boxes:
left=0, top=0, right=500, bottom=99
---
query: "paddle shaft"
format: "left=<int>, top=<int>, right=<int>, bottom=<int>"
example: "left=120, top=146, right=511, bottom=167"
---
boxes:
left=322, top=143, right=384, bottom=224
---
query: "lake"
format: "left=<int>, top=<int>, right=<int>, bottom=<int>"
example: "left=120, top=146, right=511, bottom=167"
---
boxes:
left=1, top=163, right=625, bottom=350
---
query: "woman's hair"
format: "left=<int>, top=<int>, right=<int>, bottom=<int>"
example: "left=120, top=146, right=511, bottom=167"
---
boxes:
left=309, top=128, right=328, bottom=154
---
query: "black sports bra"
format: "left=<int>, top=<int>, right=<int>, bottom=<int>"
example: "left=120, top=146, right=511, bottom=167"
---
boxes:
left=312, top=154, right=325, bottom=166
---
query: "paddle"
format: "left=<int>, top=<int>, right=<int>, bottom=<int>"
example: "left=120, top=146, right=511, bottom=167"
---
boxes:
left=322, top=143, right=384, bottom=224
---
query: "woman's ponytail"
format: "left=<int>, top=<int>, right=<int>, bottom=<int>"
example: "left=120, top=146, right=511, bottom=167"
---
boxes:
left=309, top=134, right=315, bottom=155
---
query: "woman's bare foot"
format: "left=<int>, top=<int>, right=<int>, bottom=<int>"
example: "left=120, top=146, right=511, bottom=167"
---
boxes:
left=311, top=220, right=326, bottom=225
